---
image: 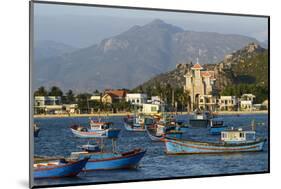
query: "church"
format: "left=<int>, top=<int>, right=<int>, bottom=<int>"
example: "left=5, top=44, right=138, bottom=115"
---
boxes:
left=184, top=61, right=217, bottom=111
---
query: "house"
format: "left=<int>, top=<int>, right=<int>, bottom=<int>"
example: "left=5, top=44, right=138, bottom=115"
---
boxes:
left=147, top=96, right=164, bottom=105
left=34, top=96, right=62, bottom=114
left=219, top=96, right=238, bottom=111
left=240, top=94, right=256, bottom=111
left=142, top=103, right=162, bottom=114
left=126, top=93, right=147, bottom=106
left=101, top=89, right=127, bottom=104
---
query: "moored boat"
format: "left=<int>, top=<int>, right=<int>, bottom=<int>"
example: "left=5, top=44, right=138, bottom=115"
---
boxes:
left=34, top=157, right=89, bottom=179
left=70, top=125, right=120, bottom=138
left=163, top=128, right=266, bottom=154
left=123, top=114, right=154, bottom=132
left=70, top=148, right=146, bottom=171
left=146, top=124, right=183, bottom=142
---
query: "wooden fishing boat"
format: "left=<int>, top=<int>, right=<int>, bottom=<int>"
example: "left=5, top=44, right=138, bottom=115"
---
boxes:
left=175, top=120, right=190, bottom=132
left=123, top=114, right=154, bottom=132
left=146, top=124, right=183, bottom=142
left=163, top=129, right=266, bottom=154
left=70, top=125, right=120, bottom=138
left=209, top=118, right=227, bottom=135
left=34, top=157, right=89, bottom=179
left=70, top=148, right=146, bottom=171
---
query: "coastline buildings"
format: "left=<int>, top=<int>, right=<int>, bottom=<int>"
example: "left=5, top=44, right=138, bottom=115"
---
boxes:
left=218, top=96, right=238, bottom=111
left=34, top=96, right=78, bottom=114
left=126, top=93, right=147, bottom=106
left=184, top=62, right=216, bottom=111
left=240, top=94, right=256, bottom=111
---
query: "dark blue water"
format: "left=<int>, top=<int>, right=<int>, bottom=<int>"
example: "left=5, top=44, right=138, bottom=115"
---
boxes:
left=33, top=114, right=269, bottom=187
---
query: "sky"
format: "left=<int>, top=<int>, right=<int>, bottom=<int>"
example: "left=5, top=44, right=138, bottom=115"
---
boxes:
left=33, top=2, right=268, bottom=48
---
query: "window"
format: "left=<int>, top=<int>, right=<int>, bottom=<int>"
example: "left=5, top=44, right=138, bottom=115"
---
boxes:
left=151, top=107, right=157, bottom=112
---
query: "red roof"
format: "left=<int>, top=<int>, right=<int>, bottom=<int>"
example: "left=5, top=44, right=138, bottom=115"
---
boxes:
left=201, top=71, right=215, bottom=79
left=192, top=63, right=203, bottom=69
left=105, top=90, right=127, bottom=98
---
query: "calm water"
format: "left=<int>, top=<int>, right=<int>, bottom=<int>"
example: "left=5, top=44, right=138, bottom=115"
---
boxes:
left=33, top=114, right=269, bottom=187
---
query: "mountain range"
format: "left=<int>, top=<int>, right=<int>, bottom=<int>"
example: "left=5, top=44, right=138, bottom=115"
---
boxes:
left=33, top=19, right=265, bottom=92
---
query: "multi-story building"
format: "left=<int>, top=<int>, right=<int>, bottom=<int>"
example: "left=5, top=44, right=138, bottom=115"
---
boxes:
left=101, top=89, right=127, bottom=104
left=219, top=96, right=238, bottom=111
left=240, top=94, right=256, bottom=111
left=184, top=62, right=216, bottom=111
left=126, top=93, right=147, bottom=106
left=34, top=96, right=62, bottom=114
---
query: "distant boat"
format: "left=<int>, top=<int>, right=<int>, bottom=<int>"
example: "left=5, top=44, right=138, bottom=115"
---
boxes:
left=175, top=120, right=190, bottom=132
left=209, top=118, right=228, bottom=135
left=34, top=157, right=89, bottom=179
left=163, top=128, right=266, bottom=154
left=146, top=124, right=183, bottom=142
left=70, top=148, right=146, bottom=171
left=123, top=114, right=154, bottom=132
left=34, top=123, right=40, bottom=137
left=189, top=110, right=212, bottom=128
left=70, top=124, right=120, bottom=139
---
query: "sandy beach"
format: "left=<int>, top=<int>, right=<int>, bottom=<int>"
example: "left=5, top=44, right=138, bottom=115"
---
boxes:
left=33, top=110, right=268, bottom=118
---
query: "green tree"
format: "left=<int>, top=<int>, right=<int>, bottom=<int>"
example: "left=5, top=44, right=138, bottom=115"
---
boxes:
left=65, top=90, right=75, bottom=104
left=48, top=86, right=63, bottom=96
left=34, top=86, right=48, bottom=96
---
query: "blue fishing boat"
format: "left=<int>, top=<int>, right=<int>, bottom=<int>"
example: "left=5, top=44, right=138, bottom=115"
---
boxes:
left=163, top=128, right=266, bottom=154
left=34, top=157, right=89, bottom=179
left=70, top=124, right=120, bottom=139
left=70, top=148, right=146, bottom=171
left=209, top=118, right=227, bottom=135
left=175, top=120, right=190, bottom=132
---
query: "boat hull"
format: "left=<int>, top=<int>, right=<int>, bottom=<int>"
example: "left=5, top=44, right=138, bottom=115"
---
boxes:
left=164, top=138, right=266, bottom=155
left=146, top=128, right=182, bottom=141
left=71, top=127, right=120, bottom=138
left=189, top=119, right=209, bottom=128
left=34, top=158, right=89, bottom=179
left=34, top=128, right=40, bottom=137
left=83, top=149, right=146, bottom=171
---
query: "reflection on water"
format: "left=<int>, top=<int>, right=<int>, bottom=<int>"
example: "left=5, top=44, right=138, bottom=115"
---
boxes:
left=33, top=114, right=269, bottom=187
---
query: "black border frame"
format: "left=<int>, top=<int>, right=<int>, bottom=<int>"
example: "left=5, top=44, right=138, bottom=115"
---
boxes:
left=29, top=0, right=270, bottom=188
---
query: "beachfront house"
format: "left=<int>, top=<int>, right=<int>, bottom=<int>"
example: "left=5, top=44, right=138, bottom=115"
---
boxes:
left=218, top=96, right=238, bottom=111
left=126, top=93, right=147, bottom=106
left=101, top=89, right=127, bottom=104
left=240, top=94, right=256, bottom=111
left=34, top=96, right=63, bottom=114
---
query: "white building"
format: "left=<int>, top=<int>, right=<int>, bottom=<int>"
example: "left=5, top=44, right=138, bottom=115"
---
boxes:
left=126, top=93, right=147, bottom=106
left=142, top=103, right=161, bottom=114
left=34, top=96, right=62, bottom=114
left=219, top=96, right=238, bottom=111
left=240, top=94, right=256, bottom=111
left=90, top=95, right=101, bottom=101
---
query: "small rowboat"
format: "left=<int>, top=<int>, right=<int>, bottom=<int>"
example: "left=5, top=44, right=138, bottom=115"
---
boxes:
left=70, top=125, right=120, bottom=139
left=70, top=148, right=146, bottom=171
left=34, top=157, right=89, bottom=179
left=163, top=129, right=266, bottom=155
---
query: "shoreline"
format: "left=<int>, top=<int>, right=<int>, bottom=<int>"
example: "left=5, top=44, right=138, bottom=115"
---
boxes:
left=33, top=110, right=268, bottom=119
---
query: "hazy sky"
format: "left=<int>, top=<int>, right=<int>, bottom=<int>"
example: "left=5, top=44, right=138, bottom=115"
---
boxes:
left=34, top=2, right=268, bottom=48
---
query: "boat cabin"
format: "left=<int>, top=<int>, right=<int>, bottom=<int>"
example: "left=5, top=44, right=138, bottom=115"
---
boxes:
left=90, top=122, right=112, bottom=131
left=221, top=128, right=256, bottom=143
left=210, top=118, right=224, bottom=127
